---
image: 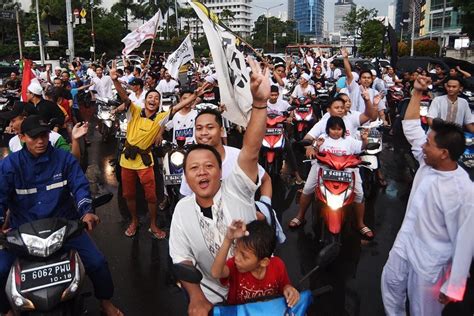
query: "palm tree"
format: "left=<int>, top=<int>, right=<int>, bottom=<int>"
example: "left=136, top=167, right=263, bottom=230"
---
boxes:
left=111, top=0, right=137, bottom=32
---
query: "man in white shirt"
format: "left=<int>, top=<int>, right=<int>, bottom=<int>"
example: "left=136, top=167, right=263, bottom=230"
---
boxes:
left=325, top=61, right=342, bottom=81
left=128, top=78, right=146, bottom=109
left=290, top=73, right=316, bottom=103
left=305, top=50, right=315, bottom=69
left=381, top=75, right=474, bottom=315
left=91, top=66, right=114, bottom=99
left=157, top=71, right=179, bottom=94
left=269, top=63, right=288, bottom=99
left=169, top=58, right=271, bottom=316
left=427, top=77, right=474, bottom=133
left=341, top=48, right=387, bottom=122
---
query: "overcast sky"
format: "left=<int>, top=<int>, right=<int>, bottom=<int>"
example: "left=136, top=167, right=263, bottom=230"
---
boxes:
left=252, top=0, right=392, bottom=31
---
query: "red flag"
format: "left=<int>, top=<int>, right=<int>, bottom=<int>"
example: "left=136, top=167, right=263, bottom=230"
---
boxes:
left=21, top=59, right=36, bottom=102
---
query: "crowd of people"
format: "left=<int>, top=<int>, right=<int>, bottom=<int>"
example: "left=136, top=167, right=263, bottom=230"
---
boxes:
left=0, top=43, right=472, bottom=316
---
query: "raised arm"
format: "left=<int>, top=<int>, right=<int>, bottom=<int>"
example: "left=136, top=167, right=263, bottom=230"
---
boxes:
left=170, top=83, right=211, bottom=116
left=341, top=48, right=353, bottom=85
left=109, top=68, right=131, bottom=106
left=237, top=58, right=271, bottom=182
left=403, top=75, right=432, bottom=162
left=359, top=86, right=378, bottom=124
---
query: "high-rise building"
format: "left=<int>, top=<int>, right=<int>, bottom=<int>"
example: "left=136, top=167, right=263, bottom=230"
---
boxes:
left=388, top=2, right=396, bottom=27
left=294, top=0, right=324, bottom=40
left=288, top=0, right=295, bottom=21
left=419, top=0, right=463, bottom=46
left=334, top=0, right=356, bottom=35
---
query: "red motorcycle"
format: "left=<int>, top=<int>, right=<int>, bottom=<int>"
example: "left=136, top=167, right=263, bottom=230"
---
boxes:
left=292, top=96, right=315, bottom=141
left=260, top=111, right=291, bottom=181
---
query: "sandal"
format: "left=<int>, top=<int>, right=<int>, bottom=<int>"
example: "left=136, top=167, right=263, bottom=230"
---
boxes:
left=148, top=228, right=167, bottom=240
left=124, top=223, right=138, bottom=237
left=358, top=226, right=375, bottom=241
left=288, top=217, right=306, bottom=229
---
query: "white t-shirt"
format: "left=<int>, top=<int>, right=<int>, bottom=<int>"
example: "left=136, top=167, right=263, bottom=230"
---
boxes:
left=306, top=55, right=314, bottom=69
left=129, top=90, right=146, bottom=109
left=169, top=163, right=258, bottom=304
left=267, top=99, right=291, bottom=115
left=318, top=133, right=362, bottom=156
left=291, top=84, right=316, bottom=99
left=180, top=146, right=266, bottom=196
left=347, top=80, right=385, bottom=113
left=156, top=79, right=179, bottom=94
left=427, top=95, right=474, bottom=127
left=165, top=109, right=198, bottom=144
left=86, top=68, right=97, bottom=78
left=307, top=112, right=361, bottom=139
left=92, top=75, right=114, bottom=99
left=270, top=76, right=288, bottom=99
left=383, top=74, right=398, bottom=86
left=325, top=68, right=342, bottom=80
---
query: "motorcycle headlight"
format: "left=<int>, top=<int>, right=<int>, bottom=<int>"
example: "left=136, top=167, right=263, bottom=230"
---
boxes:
left=21, top=226, right=66, bottom=257
left=326, top=191, right=345, bottom=210
left=170, top=151, right=185, bottom=168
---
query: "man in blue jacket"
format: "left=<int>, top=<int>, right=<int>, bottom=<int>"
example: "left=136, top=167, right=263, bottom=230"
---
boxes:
left=0, top=115, right=122, bottom=316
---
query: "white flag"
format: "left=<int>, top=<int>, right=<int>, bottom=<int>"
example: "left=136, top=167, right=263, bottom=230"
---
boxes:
left=188, top=0, right=252, bottom=127
left=121, top=10, right=162, bottom=56
left=164, top=35, right=195, bottom=79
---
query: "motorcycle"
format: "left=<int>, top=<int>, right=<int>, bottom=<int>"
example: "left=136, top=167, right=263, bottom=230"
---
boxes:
left=0, top=89, right=20, bottom=135
left=162, top=137, right=187, bottom=216
left=259, top=110, right=292, bottom=183
left=1, top=219, right=87, bottom=315
left=314, top=87, right=331, bottom=120
left=95, top=96, right=120, bottom=142
left=459, top=132, right=474, bottom=181
left=301, top=143, right=378, bottom=245
left=386, top=86, right=405, bottom=126
left=359, top=120, right=384, bottom=198
left=292, top=96, right=315, bottom=141
left=172, top=243, right=338, bottom=316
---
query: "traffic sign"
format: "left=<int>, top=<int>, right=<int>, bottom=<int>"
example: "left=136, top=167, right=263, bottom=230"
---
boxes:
left=0, top=11, right=14, bottom=20
left=80, top=8, right=87, bottom=18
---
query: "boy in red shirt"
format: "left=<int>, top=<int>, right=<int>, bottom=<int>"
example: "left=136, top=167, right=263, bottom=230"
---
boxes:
left=211, top=220, right=300, bottom=306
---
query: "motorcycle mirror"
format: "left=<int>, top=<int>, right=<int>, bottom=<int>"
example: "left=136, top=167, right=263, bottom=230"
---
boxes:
left=366, top=143, right=381, bottom=151
left=287, top=106, right=296, bottom=112
left=92, top=192, right=114, bottom=209
left=172, top=263, right=203, bottom=284
left=316, top=243, right=340, bottom=268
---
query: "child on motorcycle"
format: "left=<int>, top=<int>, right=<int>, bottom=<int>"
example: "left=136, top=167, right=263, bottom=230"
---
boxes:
left=211, top=220, right=300, bottom=307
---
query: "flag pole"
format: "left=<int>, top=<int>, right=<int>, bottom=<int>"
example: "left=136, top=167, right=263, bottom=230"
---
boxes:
left=147, top=12, right=161, bottom=66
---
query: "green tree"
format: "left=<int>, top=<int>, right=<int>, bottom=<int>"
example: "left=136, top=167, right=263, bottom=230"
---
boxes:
left=359, top=19, right=385, bottom=57
left=454, top=0, right=474, bottom=40
left=0, top=0, right=21, bottom=45
left=343, top=6, right=378, bottom=37
left=179, top=7, right=197, bottom=35
left=252, top=15, right=296, bottom=51
left=111, top=0, right=137, bottom=32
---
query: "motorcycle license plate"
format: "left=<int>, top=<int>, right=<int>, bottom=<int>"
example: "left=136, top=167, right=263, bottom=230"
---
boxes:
left=297, top=107, right=310, bottom=112
left=266, top=128, right=283, bottom=136
left=164, top=174, right=182, bottom=185
left=322, top=170, right=352, bottom=183
left=20, top=260, right=72, bottom=293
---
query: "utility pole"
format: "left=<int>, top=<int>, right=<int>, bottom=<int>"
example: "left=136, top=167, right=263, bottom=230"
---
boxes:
left=91, top=0, right=96, bottom=61
left=410, top=2, right=415, bottom=57
left=65, top=0, right=75, bottom=62
left=15, top=5, right=23, bottom=60
left=175, top=0, right=179, bottom=37
left=35, top=0, right=45, bottom=65
left=439, top=0, right=446, bottom=56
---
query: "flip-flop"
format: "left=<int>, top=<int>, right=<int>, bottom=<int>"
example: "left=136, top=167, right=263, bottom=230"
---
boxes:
left=124, top=223, right=138, bottom=237
left=288, top=217, right=306, bottom=229
left=148, top=228, right=167, bottom=240
left=358, top=226, right=375, bottom=241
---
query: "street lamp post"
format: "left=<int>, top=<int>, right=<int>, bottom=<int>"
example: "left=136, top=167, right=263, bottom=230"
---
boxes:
left=253, top=3, right=283, bottom=47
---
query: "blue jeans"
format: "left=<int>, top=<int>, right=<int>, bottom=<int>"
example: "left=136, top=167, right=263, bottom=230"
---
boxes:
left=0, top=232, right=114, bottom=312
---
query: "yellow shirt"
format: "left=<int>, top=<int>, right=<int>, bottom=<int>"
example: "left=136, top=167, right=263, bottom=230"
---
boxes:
left=120, top=102, right=169, bottom=170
